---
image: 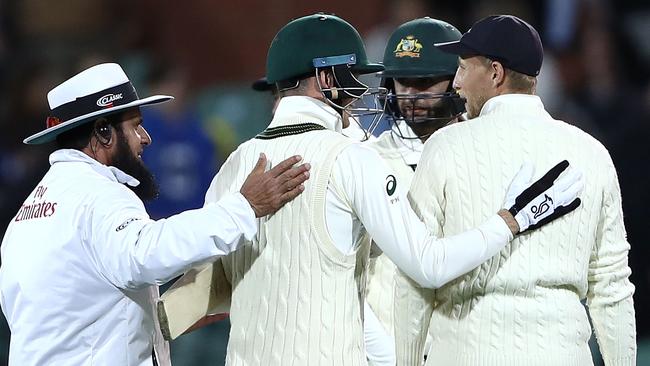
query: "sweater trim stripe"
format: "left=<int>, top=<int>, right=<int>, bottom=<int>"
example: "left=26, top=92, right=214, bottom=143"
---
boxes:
left=255, top=123, right=326, bottom=139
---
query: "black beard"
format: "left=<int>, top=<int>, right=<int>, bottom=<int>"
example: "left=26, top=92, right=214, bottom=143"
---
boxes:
left=111, top=130, right=159, bottom=202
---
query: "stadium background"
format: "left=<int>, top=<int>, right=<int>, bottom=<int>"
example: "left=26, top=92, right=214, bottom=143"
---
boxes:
left=0, top=0, right=649, bottom=364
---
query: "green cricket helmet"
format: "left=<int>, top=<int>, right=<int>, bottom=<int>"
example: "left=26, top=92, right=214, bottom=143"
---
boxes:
left=383, top=17, right=461, bottom=78
left=266, top=13, right=383, bottom=84
left=266, top=13, right=387, bottom=139
left=381, top=17, right=465, bottom=138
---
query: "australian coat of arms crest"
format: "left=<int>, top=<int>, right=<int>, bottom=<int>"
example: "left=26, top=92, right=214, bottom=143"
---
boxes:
left=394, top=35, right=423, bottom=58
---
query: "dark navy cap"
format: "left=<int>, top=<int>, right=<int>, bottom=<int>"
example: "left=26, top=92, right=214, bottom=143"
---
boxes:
left=434, top=15, right=543, bottom=77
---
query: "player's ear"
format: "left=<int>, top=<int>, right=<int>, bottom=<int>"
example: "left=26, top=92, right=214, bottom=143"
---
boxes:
left=491, top=60, right=506, bottom=88
left=317, top=69, right=334, bottom=89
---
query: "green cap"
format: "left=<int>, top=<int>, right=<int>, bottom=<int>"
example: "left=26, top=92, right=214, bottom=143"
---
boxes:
left=382, top=17, right=462, bottom=78
left=266, top=13, right=384, bottom=83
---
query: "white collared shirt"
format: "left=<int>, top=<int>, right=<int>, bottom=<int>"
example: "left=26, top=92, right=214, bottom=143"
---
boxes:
left=388, top=120, right=425, bottom=167
left=0, top=149, right=256, bottom=365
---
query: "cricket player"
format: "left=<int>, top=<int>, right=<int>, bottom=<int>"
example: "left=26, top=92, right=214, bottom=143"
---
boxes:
left=396, top=15, right=636, bottom=365
left=158, top=13, right=583, bottom=365
left=364, top=19, right=464, bottom=361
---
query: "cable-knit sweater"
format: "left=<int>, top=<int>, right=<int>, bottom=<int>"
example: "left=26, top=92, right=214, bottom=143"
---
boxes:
left=395, top=94, right=636, bottom=366
left=207, top=110, right=371, bottom=365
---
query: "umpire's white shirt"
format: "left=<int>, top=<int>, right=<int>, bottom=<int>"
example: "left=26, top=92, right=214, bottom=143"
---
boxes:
left=0, top=149, right=256, bottom=365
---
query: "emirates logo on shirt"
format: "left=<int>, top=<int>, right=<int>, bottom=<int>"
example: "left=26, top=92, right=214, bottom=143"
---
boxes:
left=14, top=185, right=57, bottom=222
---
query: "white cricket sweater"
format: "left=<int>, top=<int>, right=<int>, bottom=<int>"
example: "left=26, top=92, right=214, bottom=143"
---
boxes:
left=206, top=102, right=368, bottom=365
left=397, top=94, right=636, bottom=366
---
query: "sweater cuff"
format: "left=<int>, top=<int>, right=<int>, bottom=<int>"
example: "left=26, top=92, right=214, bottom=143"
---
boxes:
left=604, top=355, right=636, bottom=366
left=397, top=339, right=426, bottom=366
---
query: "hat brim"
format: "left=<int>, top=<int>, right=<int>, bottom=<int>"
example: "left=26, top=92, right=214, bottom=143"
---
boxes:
left=434, top=40, right=478, bottom=57
left=252, top=77, right=274, bottom=92
left=353, top=63, right=385, bottom=75
left=378, top=69, right=456, bottom=78
left=24, top=95, right=174, bottom=145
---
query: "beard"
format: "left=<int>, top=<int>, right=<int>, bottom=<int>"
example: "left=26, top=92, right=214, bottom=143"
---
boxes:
left=111, top=129, right=159, bottom=202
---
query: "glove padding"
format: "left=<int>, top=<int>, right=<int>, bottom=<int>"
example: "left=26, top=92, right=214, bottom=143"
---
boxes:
left=504, top=160, right=583, bottom=234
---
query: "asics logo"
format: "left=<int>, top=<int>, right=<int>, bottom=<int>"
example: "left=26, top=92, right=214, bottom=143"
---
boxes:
left=386, top=175, right=397, bottom=196
left=116, top=217, right=141, bottom=232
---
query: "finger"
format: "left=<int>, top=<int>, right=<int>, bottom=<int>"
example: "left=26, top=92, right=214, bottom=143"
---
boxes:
left=282, top=170, right=310, bottom=191
left=251, top=153, right=267, bottom=175
left=518, top=160, right=569, bottom=203
left=278, top=184, right=306, bottom=204
left=524, top=198, right=581, bottom=232
left=552, top=167, right=581, bottom=193
left=277, top=163, right=311, bottom=183
left=559, top=198, right=581, bottom=215
left=556, top=174, right=584, bottom=206
left=540, top=160, right=570, bottom=186
left=268, top=155, right=303, bottom=178
left=514, top=162, right=535, bottom=184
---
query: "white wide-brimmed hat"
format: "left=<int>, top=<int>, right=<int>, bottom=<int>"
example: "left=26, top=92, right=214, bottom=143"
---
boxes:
left=24, top=63, right=173, bottom=144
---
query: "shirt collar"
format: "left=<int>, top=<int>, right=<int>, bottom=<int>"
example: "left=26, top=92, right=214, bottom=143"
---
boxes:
left=49, top=149, right=140, bottom=187
left=390, top=120, right=424, bottom=166
left=479, top=94, right=546, bottom=117
left=271, top=96, right=343, bottom=132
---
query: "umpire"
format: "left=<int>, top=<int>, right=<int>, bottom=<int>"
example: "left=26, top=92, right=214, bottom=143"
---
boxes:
left=0, top=63, right=309, bottom=365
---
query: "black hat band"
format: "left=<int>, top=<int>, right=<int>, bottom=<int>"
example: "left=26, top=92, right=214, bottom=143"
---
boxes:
left=49, top=81, right=139, bottom=125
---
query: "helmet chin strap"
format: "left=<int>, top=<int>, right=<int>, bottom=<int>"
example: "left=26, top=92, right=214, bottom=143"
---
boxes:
left=329, top=87, right=339, bottom=100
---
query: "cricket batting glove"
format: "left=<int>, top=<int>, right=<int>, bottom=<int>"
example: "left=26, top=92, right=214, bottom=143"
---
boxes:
left=504, top=160, right=584, bottom=234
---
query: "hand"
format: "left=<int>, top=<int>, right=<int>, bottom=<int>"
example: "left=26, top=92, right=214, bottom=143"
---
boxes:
left=240, top=153, right=311, bottom=217
left=503, top=160, right=583, bottom=234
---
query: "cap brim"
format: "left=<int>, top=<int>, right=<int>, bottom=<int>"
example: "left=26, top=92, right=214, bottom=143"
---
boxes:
left=434, top=40, right=477, bottom=57
left=24, top=95, right=174, bottom=145
left=379, top=68, right=455, bottom=78
left=252, top=77, right=274, bottom=92
left=353, top=63, right=385, bottom=75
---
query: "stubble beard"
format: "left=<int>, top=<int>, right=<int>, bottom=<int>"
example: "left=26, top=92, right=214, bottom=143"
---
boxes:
left=466, top=93, right=490, bottom=120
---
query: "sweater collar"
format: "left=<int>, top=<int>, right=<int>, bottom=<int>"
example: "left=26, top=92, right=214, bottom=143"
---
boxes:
left=49, top=149, right=140, bottom=186
left=270, top=96, right=343, bottom=133
left=479, top=94, right=546, bottom=117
